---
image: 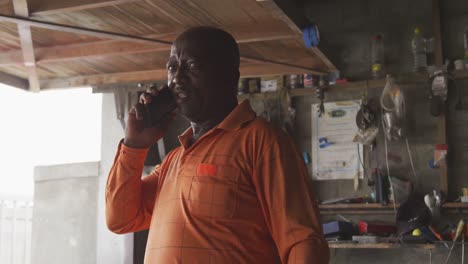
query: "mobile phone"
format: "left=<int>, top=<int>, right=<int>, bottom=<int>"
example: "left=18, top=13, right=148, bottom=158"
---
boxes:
left=142, top=85, right=177, bottom=128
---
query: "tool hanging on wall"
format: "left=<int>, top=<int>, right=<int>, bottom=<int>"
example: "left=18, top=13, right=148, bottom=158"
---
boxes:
left=381, top=75, right=406, bottom=141
left=354, top=93, right=380, bottom=147
left=428, top=60, right=463, bottom=117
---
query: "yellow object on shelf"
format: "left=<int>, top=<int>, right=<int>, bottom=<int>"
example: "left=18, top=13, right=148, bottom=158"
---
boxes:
left=412, top=228, right=422, bottom=236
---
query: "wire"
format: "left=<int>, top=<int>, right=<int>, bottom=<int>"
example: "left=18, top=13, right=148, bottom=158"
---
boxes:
left=405, top=138, right=418, bottom=179
left=384, top=133, right=397, bottom=213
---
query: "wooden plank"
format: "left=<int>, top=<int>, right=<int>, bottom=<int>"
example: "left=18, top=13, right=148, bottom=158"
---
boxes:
left=0, top=14, right=172, bottom=45
left=13, top=0, right=40, bottom=92
left=241, top=56, right=326, bottom=75
left=319, top=202, right=468, bottom=211
left=29, top=0, right=140, bottom=16
left=40, top=69, right=168, bottom=89
left=34, top=40, right=170, bottom=64
left=0, top=72, right=28, bottom=90
left=432, top=0, right=448, bottom=195
left=311, top=47, right=337, bottom=71
left=328, top=243, right=435, bottom=249
left=259, top=0, right=302, bottom=35
left=0, top=27, right=297, bottom=66
left=41, top=59, right=326, bottom=89
left=319, top=203, right=398, bottom=210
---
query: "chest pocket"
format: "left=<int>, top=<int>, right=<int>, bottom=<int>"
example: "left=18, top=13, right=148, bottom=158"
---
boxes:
left=188, top=163, right=240, bottom=218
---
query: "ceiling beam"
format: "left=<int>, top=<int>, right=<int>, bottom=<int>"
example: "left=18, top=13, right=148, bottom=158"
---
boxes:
left=30, top=0, right=140, bottom=16
left=13, top=0, right=40, bottom=92
left=40, top=60, right=321, bottom=90
left=40, top=69, right=168, bottom=90
left=0, top=72, right=29, bottom=90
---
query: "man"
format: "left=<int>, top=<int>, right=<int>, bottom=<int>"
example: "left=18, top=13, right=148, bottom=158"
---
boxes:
left=106, top=26, right=329, bottom=263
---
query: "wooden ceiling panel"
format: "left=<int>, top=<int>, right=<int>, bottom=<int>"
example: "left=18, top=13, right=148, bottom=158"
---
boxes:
left=33, top=3, right=176, bottom=37
left=31, top=0, right=294, bottom=38
left=0, top=21, right=20, bottom=50
left=30, top=27, right=105, bottom=47
left=38, top=52, right=168, bottom=78
left=0, top=0, right=336, bottom=90
left=0, top=0, right=14, bottom=15
left=28, top=0, right=139, bottom=15
left=0, top=64, right=28, bottom=78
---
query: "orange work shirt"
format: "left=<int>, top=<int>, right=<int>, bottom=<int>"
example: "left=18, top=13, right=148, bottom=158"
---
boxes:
left=106, top=100, right=329, bottom=263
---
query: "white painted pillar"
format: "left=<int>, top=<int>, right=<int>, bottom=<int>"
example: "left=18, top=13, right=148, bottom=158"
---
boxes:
left=96, top=93, right=133, bottom=264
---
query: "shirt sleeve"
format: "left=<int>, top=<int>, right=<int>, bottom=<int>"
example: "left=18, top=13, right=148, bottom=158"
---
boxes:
left=252, top=130, right=329, bottom=264
left=105, top=140, right=160, bottom=234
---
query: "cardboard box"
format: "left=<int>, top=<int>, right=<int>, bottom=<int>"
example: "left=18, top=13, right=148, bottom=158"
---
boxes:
left=260, top=75, right=283, bottom=92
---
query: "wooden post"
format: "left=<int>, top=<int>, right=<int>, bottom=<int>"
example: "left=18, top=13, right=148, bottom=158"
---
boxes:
left=432, top=0, right=448, bottom=194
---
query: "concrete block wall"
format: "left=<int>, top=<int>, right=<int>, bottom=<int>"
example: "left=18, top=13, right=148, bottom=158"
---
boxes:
left=32, top=162, right=99, bottom=264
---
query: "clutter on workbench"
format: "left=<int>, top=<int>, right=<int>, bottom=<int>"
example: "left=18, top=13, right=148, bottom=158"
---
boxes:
left=424, top=190, right=443, bottom=224
left=323, top=221, right=355, bottom=241
left=358, top=220, right=397, bottom=235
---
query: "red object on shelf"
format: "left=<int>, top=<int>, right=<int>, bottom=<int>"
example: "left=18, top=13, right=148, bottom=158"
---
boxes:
left=358, top=220, right=397, bottom=235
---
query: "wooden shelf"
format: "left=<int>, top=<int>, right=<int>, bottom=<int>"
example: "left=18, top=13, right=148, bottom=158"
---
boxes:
left=237, top=69, right=468, bottom=100
left=320, top=202, right=468, bottom=210
left=319, top=203, right=468, bottom=215
left=319, top=203, right=397, bottom=210
left=291, top=69, right=468, bottom=97
left=328, top=242, right=435, bottom=249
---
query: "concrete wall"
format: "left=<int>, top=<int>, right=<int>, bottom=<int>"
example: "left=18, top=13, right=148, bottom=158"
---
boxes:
left=32, top=162, right=99, bottom=264
left=96, top=93, right=133, bottom=264
left=298, top=0, right=468, bottom=263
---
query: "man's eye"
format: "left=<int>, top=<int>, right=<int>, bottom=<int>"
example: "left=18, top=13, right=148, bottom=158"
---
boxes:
left=188, top=62, right=198, bottom=71
left=167, top=64, right=178, bottom=72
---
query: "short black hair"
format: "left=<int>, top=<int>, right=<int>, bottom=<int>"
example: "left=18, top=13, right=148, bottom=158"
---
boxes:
left=176, top=26, right=240, bottom=75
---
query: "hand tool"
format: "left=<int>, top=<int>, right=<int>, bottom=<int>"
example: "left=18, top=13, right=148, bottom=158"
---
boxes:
left=444, top=219, right=465, bottom=264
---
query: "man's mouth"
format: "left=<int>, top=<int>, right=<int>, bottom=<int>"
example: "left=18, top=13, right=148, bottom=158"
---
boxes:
left=175, top=91, right=190, bottom=102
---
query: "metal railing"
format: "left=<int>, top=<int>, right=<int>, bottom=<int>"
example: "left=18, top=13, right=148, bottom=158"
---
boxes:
left=0, top=196, right=33, bottom=264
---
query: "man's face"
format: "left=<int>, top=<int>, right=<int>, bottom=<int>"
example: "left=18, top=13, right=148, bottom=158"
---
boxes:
left=166, top=39, right=227, bottom=123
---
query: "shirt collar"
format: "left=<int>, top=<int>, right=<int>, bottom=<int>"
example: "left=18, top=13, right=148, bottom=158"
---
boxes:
left=178, top=100, right=256, bottom=148
left=216, top=100, right=256, bottom=131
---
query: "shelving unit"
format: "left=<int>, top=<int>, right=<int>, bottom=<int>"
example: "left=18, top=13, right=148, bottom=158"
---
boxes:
left=237, top=69, right=468, bottom=100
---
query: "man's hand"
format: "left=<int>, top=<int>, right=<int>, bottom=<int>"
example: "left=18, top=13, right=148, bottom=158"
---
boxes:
left=123, top=87, right=175, bottom=149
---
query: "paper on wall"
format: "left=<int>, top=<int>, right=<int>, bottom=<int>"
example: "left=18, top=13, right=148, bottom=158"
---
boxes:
left=311, top=100, right=363, bottom=180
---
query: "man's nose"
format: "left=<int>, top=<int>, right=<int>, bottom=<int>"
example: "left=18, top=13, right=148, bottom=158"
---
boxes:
left=172, top=66, right=188, bottom=86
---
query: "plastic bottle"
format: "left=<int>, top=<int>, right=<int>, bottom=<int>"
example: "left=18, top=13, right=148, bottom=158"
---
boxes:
left=411, top=27, right=427, bottom=72
left=371, top=34, right=385, bottom=79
